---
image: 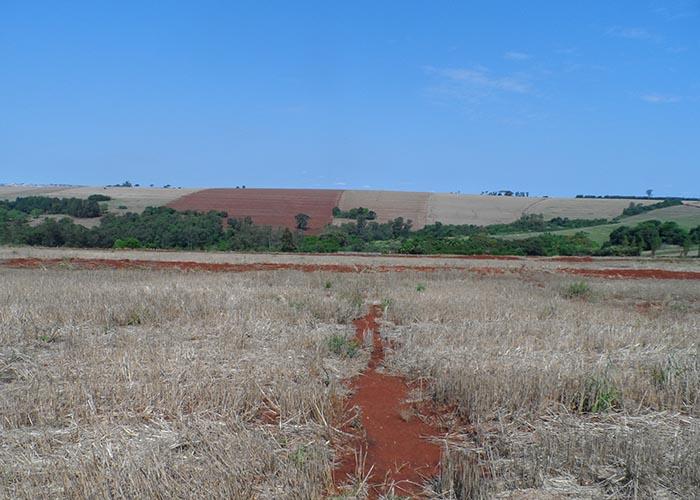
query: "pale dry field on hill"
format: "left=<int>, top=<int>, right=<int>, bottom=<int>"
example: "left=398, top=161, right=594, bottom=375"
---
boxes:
left=0, top=186, right=197, bottom=214
left=1, top=255, right=698, bottom=498
left=336, top=190, right=430, bottom=227
left=426, top=194, right=658, bottom=226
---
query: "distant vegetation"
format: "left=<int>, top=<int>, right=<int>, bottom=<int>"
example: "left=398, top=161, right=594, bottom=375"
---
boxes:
left=332, top=206, right=377, bottom=220
left=1, top=196, right=698, bottom=257
left=600, top=220, right=696, bottom=257
left=486, top=214, right=609, bottom=234
left=619, top=199, right=683, bottom=217
left=0, top=196, right=103, bottom=218
left=577, top=194, right=700, bottom=201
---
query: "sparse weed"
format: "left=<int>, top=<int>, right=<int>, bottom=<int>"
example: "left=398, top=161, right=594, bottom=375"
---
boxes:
left=562, top=280, right=591, bottom=299
left=327, top=333, right=360, bottom=358
left=416, top=283, right=426, bottom=292
left=577, top=375, right=620, bottom=413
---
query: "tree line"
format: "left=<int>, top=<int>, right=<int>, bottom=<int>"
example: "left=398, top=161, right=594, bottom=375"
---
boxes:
left=1, top=198, right=698, bottom=257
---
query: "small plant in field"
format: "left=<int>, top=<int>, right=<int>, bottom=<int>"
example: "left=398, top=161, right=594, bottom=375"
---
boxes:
left=126, top=311, right=143, bottom=325
left=290, top=446, right=307, bottom=466
left=416, top=283, right=426, bottom=292
left=563, top=281, right=591, bottom=299
left=577, top=376, right=620, bottom=413
left=324, top=280, right=332, bottom=289
left=328, top=334, right=360, bottom=358
left=650, top=355, right=686, bottom=388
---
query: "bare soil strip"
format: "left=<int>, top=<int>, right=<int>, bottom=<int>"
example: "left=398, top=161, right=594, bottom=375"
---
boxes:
left=2, top=257, right=699, bottom=280
left=333, top=305, right=441, bottom=497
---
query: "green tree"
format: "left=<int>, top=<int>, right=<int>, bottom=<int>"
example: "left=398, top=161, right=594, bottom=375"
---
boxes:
left=681, top=236, right=691, bottom=257
left=690, top=226, right=700, bottom=257
left=295, top=213, right=310, bottom=231
left=280, top=228, right=296, bottom=251
left=650, top=229, right=662, bottom=257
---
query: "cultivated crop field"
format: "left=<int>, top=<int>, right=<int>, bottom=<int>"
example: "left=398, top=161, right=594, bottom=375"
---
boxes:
left=1, top=249, right=698, bottom=498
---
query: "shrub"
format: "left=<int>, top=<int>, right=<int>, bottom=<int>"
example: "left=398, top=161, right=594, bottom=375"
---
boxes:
left=563, top=281, right=591, bottom=299
left=327, top=334, right=360, bottom=358
left=114, top=237, right=142, bottom=249
left=87, top=194, right=111, bottom=202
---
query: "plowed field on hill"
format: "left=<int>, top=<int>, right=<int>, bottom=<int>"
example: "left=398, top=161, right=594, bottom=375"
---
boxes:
left=167, top=188, right=342, bottom=233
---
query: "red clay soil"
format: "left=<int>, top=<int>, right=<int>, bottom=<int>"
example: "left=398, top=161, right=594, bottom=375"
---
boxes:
left=333, top=305, right=441, bottom=498
left=549, top=256, right=594, bottom=263
left=2, top=257, right=698, bottom=280
left=559, top=267, right=700, bottom=280
left=0, top=257, right=491, bottom=275
left=167, top=188, right=343, bottom=234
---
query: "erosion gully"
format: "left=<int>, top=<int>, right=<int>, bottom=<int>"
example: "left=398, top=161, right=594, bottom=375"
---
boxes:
left=332, top=304, right=441, bottom=498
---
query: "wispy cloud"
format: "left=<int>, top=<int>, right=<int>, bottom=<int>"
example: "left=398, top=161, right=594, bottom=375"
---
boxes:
left=651, top=0, right=698, bottom=20
left=606, top=26, right=658, bottom=41
left=504, top=51, right=531, bottom=61
left=425, top=66, right=531, bottom=94
left=641, top=93, right=681, bottom=104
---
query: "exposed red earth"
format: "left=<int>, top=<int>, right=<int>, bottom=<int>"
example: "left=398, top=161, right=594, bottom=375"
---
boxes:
left=559, top=267, right=700, bottom=280
left=167, top=188, right=343, bottom=234
left=2, top=257, right=699, bottom=280
left=333, top=305, right=441, bottom=498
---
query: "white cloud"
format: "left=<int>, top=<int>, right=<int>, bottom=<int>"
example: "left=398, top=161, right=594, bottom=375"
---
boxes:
left=425, top=66, right=531, bottom=94
left=606, top=26, right=657, bottom=40
left=641, top=93, right=681, bottom=103
left=504, top=51, right=531, bottom=61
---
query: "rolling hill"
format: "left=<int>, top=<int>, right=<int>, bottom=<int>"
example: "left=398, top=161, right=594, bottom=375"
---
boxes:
left=2, top=185, right=694, bottom=234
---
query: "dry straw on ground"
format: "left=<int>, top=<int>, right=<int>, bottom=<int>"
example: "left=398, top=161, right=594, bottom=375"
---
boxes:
left=1, top=259, right=698, bottom=498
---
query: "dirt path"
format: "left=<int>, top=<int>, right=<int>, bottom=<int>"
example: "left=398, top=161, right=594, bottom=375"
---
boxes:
left=333, top=305, right=441, bottom=498
left=1, top=257, right=699, bottom=280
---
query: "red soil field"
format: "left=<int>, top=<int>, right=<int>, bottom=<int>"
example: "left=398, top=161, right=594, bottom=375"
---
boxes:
left=2, top=257, right=699, bottom=280
left=167, top=188, right=343, bottom=234
left=333, top=305, right=441, bottom=498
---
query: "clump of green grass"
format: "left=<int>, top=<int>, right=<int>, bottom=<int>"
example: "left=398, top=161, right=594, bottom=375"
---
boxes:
left=327, top=334, right=360, bottom=358
left=562, top=281, right=591, bottom=300
left=416, top=283, right=426, bottom=292
left=324, top=280, right=332, bottom=289
left=577, top=376, right=620, bottom=413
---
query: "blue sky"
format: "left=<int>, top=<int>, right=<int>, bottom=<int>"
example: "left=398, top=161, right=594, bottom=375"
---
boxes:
left=1, top=1, right=698, bottom=197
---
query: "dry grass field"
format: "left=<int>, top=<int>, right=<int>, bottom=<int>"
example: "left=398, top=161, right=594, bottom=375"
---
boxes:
left=336, top=191, right=430, bottom=227
left=426, top=194, right=658, bottom=227
left=0, top=186, right=198, bottom=214
left=1, top=249, right=698, bottom=498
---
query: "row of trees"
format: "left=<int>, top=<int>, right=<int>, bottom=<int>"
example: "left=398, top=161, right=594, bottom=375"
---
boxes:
left=331, top=206, right=377, bottom=220
left=0, top=196, right=103, bottom=218
left=2, top=201, right=698, bottom=257
left=603, top=220, right=699, bottom=257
